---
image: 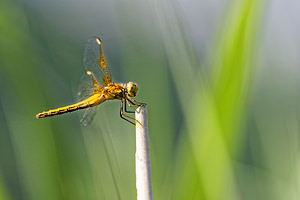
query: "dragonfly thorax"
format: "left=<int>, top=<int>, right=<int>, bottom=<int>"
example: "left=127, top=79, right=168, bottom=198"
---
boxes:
left=126, top=82, right=138, bottom=97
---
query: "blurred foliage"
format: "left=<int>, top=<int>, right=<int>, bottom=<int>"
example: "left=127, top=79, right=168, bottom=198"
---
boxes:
left=0, top=0, right=299, bottom=200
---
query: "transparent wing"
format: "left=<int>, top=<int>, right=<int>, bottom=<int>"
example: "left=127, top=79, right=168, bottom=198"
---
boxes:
left=83, top=36, right=112, bottom=87
left=77, top=73, right=101, bottom=126
left=80, top=106, right=99, bottom=126
left=77, top=73, right=96, bottom=102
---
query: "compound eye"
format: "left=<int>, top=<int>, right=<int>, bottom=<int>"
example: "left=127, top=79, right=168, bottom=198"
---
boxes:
left=127, top=82, right=138, bottom=97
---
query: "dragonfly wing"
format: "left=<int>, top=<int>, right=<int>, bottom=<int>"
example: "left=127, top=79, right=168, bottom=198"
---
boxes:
left=77, top=73, right=96, bottom=101
left=80, top=106, right=99, bottom=126
left=83, top=36, right=112, bottom=87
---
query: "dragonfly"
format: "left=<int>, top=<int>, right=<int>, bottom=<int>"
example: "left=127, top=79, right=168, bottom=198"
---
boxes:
left=36, top=37, right=144, bottom=126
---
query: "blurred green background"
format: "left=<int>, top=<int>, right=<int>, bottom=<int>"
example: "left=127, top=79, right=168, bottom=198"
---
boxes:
left=1, top=0, right=299, bottom=199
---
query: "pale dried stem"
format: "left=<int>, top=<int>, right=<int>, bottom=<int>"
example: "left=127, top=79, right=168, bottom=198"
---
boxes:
left=135, top=105, right=153, bottom=200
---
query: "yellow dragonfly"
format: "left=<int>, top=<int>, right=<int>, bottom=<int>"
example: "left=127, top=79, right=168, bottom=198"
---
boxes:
left=36, top=37, right=144, bottom=125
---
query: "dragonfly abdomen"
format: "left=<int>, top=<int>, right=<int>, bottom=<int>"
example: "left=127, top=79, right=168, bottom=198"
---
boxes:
left=36, top=93, right=104, bottom=119
left=36, top=102, right=90, bottom=118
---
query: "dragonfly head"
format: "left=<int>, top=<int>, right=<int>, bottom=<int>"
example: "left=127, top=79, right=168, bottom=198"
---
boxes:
left=126, top=82, right=138, bottom=97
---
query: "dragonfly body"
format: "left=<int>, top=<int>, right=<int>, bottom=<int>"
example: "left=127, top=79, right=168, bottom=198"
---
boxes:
left=36, top=82, right=134, bottom=118
left=36, top=37, right=143, bottom=125
left=36, top=93, right=104, bottom=118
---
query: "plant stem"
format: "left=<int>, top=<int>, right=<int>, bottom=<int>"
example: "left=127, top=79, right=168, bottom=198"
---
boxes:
left=135, top=105, right=153, bottom=200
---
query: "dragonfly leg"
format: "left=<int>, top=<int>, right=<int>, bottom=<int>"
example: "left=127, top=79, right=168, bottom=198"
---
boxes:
left=126, top=96, right=146, bottom=106
left=124, top=97, right=146, bottom=114
left=124, top=99, right=135, bottom=113
left=120, top=100, right=142, bottom=125
left=120, top=100, right=136, bottom=125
